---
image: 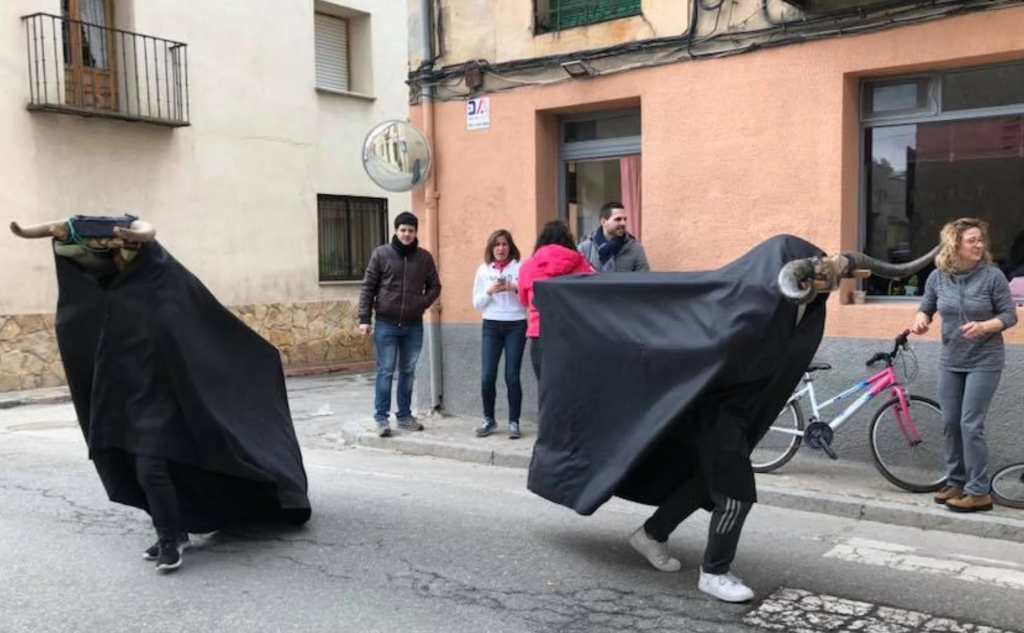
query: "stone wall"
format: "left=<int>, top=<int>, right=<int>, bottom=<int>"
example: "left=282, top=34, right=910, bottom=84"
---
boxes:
left=0, top=300, right=370, bottom=392
left=231, top=301, right=372, bottom=368
left=0, top=315, right=64, bottom=391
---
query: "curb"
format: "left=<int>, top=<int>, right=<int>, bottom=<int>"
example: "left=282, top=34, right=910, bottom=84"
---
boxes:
left=284, top=361, right=376, bottom=378
left=338, top=423, right=532, bottom=469
left=0, top=362, right=374, bottom=411
left=0, top=391, right=73, bottom=410
left=339, top=425, right=1024, bottom=545
left=756, top=485, right=1024, bottom=544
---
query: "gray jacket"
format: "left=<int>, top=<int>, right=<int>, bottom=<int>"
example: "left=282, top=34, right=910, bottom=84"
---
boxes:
left=917, top=264, right=1017, bottom=371
left=577, top=235, right=651, bottom=272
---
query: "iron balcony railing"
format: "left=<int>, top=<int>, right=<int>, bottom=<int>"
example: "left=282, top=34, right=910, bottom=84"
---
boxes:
left=536, top=0, right=642, bottom=33
left=22, top=13, right=189, bottom=127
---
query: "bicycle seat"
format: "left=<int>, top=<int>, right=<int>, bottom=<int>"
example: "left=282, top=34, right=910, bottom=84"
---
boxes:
left=806, top=362, right=832, bottom=373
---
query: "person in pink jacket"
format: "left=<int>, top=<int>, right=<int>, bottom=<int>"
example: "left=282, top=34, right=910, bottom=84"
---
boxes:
left=518, top=220, right=594, bottom=380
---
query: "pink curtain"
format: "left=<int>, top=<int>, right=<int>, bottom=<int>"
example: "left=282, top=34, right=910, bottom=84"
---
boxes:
left=620, top=154, right=642, bottom=241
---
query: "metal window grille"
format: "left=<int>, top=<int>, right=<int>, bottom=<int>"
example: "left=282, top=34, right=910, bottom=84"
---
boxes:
left=318, top=195, right=388, bottom=282
left=538, top=0, right=642, bottom=33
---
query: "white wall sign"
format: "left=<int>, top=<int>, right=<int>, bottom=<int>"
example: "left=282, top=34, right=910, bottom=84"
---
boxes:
left=466, top=97, right=490, bottom=130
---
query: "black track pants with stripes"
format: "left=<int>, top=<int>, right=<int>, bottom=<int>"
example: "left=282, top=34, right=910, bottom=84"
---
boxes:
left=644, top=478, right=752, bottom=575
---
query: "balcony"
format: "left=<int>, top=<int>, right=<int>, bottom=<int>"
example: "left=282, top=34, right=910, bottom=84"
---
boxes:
left=21, top=13, right=189, bottom=128
left=534, top=0, right=642, bottom=34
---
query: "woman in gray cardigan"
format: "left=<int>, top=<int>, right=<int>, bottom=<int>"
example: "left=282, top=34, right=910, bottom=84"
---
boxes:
left=910, top=218, right=1017, bottom=512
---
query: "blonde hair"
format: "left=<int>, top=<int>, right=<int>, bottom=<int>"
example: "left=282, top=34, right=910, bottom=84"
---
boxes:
left=935, top=217, right=993, bottom=273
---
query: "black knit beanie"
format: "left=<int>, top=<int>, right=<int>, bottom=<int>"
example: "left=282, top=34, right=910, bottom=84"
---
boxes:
left=394, top=211, right=419, bottom=230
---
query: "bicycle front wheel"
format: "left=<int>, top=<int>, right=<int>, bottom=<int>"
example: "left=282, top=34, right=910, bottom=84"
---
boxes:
left=869, top=394, right=945, bottom=493
left=751, top=401, right=805, bottom=473
left=991, top=463, right=1024, bottom=509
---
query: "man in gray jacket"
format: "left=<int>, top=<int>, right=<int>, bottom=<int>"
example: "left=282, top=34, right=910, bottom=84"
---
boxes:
left=578, top=202, right=651, bottom=272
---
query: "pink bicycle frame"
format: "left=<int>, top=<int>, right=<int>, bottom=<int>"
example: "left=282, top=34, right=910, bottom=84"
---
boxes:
left=805, top=364, right=924, bottom=444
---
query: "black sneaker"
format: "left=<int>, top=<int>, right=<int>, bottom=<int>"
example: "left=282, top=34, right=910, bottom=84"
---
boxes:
left=155, top=536, right=187, bottom=573
left=508, top=422, right=521, bottom=440
left=397, top=418, right=424, bottom=431
left=475, top=418, right=497, bottom=437
left=376, top=422, right=392, bottom=438
left=144, top=531, right=189, bottom=561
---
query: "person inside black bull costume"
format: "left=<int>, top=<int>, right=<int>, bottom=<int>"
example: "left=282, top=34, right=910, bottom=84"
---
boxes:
left=526, top=235, right=846, bottom=603
left=10, top=215, right=312, bottom=574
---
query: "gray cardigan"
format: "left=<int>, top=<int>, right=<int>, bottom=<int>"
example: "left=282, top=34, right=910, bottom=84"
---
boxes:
left=577, top=235, right=651, bottom=272
left=917, top=264, right=1017, bottom=371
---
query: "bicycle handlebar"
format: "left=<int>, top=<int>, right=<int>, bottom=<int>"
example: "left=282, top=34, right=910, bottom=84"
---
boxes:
left=864, top=329, right=912, bottom=367
left=865, top=352, right=888, bottom=367
left=895, top=329, right=910, bottom=348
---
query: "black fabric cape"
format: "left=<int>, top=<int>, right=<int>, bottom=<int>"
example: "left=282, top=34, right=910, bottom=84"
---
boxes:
left=53, top=241, right=311, bottom=532
left=526, top=235, right=828, bottom=516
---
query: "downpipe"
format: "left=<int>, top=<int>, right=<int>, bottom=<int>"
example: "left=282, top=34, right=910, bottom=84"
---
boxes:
left=421, top=0, right=443, bottom=413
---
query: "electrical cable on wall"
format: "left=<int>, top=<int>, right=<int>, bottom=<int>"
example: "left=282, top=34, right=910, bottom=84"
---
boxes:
left=407, top=0, right=1024, bottom=103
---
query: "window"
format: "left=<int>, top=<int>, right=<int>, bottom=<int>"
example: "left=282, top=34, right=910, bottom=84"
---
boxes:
left=535, top=0, right=642, bottom=33
left=559, top=109, right=642, bottom=241
left=315, top=13, right=349, bottom=92
left=318, top=195, right=388, bottom=282
left=62, top=0, right=117, bottom=111
left=861, top=62, right=1024, bottom=298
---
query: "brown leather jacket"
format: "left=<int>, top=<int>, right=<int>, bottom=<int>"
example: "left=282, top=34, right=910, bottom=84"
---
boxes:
left=358, top=239, right=441, bottom=326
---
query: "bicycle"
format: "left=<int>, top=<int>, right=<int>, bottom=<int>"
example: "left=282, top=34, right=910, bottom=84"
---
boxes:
left=991, top=461, right=1024, bottom=509
left=751, top=330, right=947, bottom=493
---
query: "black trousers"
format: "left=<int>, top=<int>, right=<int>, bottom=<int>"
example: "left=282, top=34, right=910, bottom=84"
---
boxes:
left=135, top=455, right=181, bottom=534
left=643, top=473, right=752, bottom=575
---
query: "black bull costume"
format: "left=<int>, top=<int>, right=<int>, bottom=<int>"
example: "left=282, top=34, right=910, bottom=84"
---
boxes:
left=526, top=234, right=936, bottom=516
left=11, top=216, right=311, bottom=533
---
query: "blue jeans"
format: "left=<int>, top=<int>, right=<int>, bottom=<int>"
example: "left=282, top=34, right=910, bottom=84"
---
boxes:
left=373, top=321, right=424, bottom=424
left=938, top=368, right=1001, bottom=496
left=481, top=319, right=527, bottom=423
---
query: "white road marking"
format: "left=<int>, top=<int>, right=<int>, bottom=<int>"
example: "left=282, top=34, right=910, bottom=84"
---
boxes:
left=823, top=537, right=1024, bottom=591
left=745, top=587, right=1013, bottom=632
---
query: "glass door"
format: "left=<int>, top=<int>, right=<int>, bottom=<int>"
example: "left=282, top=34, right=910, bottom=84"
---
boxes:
left=559, top=108, right=641, bottom=243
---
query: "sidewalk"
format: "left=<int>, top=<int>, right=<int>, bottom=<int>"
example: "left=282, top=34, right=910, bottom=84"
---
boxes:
left=333, top=407, right=1024, bottom=544
left=4, top=371, right=1024, bottom=543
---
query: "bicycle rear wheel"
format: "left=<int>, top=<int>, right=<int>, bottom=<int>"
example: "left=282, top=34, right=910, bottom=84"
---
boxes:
left=991, top=463, right=1024, bottom=509
left=751, top=401, right=805, bottom=473
left=869, top=394, right=945, bottom=493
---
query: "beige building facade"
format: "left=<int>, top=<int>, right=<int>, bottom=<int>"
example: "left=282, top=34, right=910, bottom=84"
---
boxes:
left=1, top=0, right=411, bottom=391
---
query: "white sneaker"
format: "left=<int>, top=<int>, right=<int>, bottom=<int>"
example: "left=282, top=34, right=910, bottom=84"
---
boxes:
left=629, top=526, right=681, bottom=572
left=698, top=570, right=754, bottom=603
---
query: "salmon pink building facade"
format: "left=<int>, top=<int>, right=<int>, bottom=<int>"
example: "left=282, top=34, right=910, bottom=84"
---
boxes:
left=405, top=0, right=1024, bottom=464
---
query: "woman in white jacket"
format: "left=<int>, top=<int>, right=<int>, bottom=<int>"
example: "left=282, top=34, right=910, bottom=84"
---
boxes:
left=472, top=229, right=529, bottom=439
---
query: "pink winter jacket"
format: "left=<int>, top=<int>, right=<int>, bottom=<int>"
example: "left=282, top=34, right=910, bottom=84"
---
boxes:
left=517, top=244, right=593, bottom=338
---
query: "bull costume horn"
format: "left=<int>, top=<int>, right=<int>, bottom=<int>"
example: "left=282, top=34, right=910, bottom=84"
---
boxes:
left=779, top=245, right=940, bottom=304
left=113, top=220, right=156, bottom=242
left=10, top=220, right=68, bottom=240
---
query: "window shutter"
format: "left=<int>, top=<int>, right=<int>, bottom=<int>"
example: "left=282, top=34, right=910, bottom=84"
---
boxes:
left=315, top=14, right=349, bottom=92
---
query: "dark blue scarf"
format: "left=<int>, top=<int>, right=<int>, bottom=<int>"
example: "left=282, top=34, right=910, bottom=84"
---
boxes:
left=592, top=228, right=626, bottom=265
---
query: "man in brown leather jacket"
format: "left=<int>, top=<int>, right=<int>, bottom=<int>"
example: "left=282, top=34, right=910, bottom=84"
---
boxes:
left=358, top=212, right=442, bottom=437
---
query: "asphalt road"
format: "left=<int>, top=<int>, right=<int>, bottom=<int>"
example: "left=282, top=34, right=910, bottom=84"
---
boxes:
left=2, top=402, right=1023, bottom=633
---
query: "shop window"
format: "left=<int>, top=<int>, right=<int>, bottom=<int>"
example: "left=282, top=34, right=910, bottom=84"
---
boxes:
left=861, top=61, right=1024, bottom=298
